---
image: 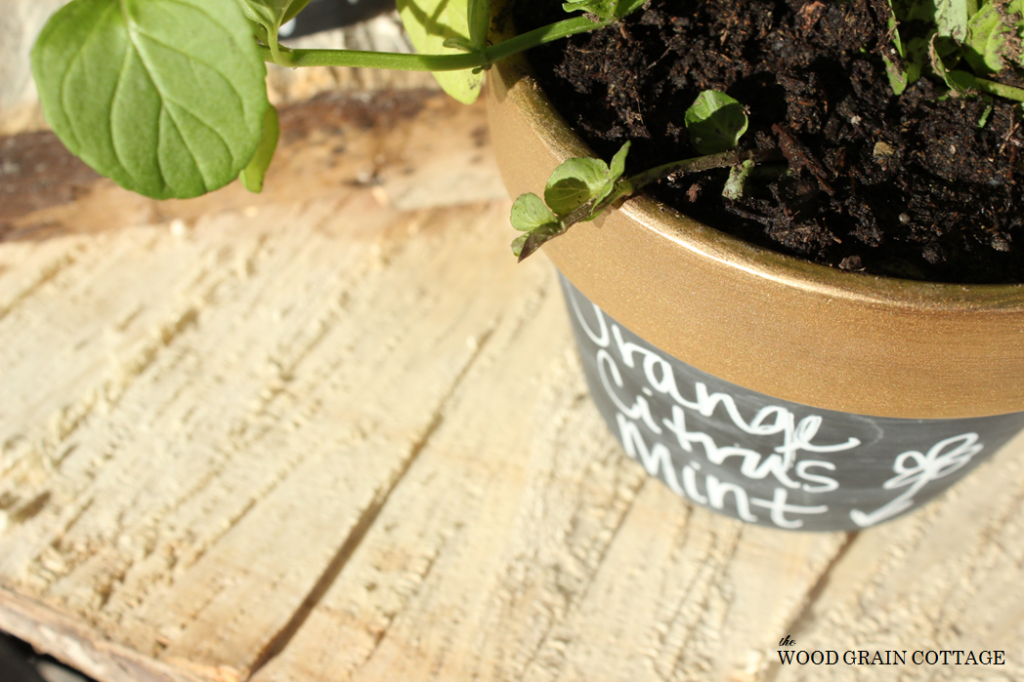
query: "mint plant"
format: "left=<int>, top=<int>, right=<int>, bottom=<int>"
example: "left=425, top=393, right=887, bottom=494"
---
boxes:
left=511, top=0, right=1024, bottom=260
left=30, top=0, right=646, bottom=200
left=32, top=0, right=1024, bottom=262
left=510, top=89, right=777, bottom=260
left=885, top=0, right=1024, bottom=101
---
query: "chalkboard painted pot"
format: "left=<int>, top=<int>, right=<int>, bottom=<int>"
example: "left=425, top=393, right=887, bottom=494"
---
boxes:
left=486, top=50, right=1024, bottom=532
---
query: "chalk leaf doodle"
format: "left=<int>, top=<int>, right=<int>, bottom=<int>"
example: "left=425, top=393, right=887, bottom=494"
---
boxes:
left=849, top=433, right=983, bottom=527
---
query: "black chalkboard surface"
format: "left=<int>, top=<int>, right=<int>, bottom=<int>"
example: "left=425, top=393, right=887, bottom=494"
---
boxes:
left=560, top=275, right=1024, bottom=531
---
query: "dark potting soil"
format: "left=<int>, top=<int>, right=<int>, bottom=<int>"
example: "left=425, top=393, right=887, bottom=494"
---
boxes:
left=513, top=0, right=1024, bottom=283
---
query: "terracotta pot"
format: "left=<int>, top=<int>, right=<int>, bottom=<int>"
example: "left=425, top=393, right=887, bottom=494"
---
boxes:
left=485, top=40, right=1024, bottom=531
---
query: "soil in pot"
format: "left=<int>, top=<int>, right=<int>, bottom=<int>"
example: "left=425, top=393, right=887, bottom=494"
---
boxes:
left=513, top=0, right=1024, bottom=284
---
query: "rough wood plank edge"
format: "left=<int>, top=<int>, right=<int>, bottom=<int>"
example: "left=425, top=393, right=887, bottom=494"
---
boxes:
left=0, top=587, right=217, bottom=682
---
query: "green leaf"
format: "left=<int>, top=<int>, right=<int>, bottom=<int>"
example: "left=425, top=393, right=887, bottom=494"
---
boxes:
left=684, top=90, right=749, bottom=155
left=508, top=199, right=564, bottom=260
left=591, top=141, right=630, bottom=207
left=510, top=193, right=559, bottom=232
left=468, top=0, right=491, bottom=49
left=884, top=56, right=909, bottom=95
left=929, top=33, right=979, bottom=93
left=904, top=37, right=929, bottom=83
left=396, top=0, right=485, bottom=103
left=891, top=0, right=939, bottom=22
left=885, top=31, right=928, bottom=95
left=511, top=234, right=529, bottom=257
left=883, top=0, right=910, bottom=95
left=544, top=157, right=610, bottom=215
left=613, top=0, right=648, bottom=19
left=964, top=0, right=1024, bottom=73
left=935, top=0, right=972, bottom=40
left=510, top=144, right=634, bottom=262
left=562, top=0, right=617, bottom=21
left=442, top=36, right=476, bottom=52
left=236, top=0, right=311, bottom=30
left=949, top=68, right=982, bottom=91
left=236, top=0, right=284, bottom=29
left=607, top=141, right=630, bottom=183
left=239, top=105, right=279, bottom=193
left=976, top=75, right=1024, bottom=101
left=32, top=0, right=269, bottom=200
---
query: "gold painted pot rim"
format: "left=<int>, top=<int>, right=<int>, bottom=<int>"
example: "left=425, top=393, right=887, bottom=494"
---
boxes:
left=486, top=46, right=1024, bottom=419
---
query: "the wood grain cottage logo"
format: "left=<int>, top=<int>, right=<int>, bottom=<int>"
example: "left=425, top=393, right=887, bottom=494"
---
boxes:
left=777, top=636, right=1007, bottom=667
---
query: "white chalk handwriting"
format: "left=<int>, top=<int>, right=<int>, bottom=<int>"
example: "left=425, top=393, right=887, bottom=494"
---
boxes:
left=568, top=284, right=987, bottom=530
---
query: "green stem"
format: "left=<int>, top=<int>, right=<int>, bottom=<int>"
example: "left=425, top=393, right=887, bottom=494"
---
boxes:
left=481, top=15, right=608, bottom=66
left=257, top=44, right=479, bottom=70
left=258, top=15, right=607, bottom=71
left=976, top=77, right=1024, bottom=103
left=556, top=148, right=781, bottom=229
left=627, top=148, right=780, bottom=191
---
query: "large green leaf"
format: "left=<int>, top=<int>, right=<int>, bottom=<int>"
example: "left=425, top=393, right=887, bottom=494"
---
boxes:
left=396, top=0, right=486, bottom=103
left=32, top=0, right=269, bottom=199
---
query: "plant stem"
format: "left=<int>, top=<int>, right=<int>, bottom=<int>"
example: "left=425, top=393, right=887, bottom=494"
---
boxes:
left=516, top=147, right=782, bottom=262
left=258, top=15, right=607, bottom=71
left=627, top=148, right=780, bottom=191
left=976, top=77, right=1024, bottom=103
left=557, top=148, right=781, bottom=228
left=483, top=15, right=608, bottom=65
left=257, top=44, right=480, bottom=70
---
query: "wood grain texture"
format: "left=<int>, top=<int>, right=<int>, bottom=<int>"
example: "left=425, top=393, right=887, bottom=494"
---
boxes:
left=0, top=587, right=211, bottom=682
left=247, top=286, right=849, bottom=682
left=2, top=91, right=1024, bottom=682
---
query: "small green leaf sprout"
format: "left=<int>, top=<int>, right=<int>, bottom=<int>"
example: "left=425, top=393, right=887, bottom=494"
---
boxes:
left=510, top=96, right=779, bottom=260
left=684, top=90, right=749, bottom=155
left=511, top=142, right=632, bottom=260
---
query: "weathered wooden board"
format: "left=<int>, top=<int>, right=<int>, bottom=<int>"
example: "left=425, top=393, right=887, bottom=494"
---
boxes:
left=2, top=89, right=1024, bottom=682
left=0, top=92, right=511, bottom=681
left=246, top=282, right=849, bottom=682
